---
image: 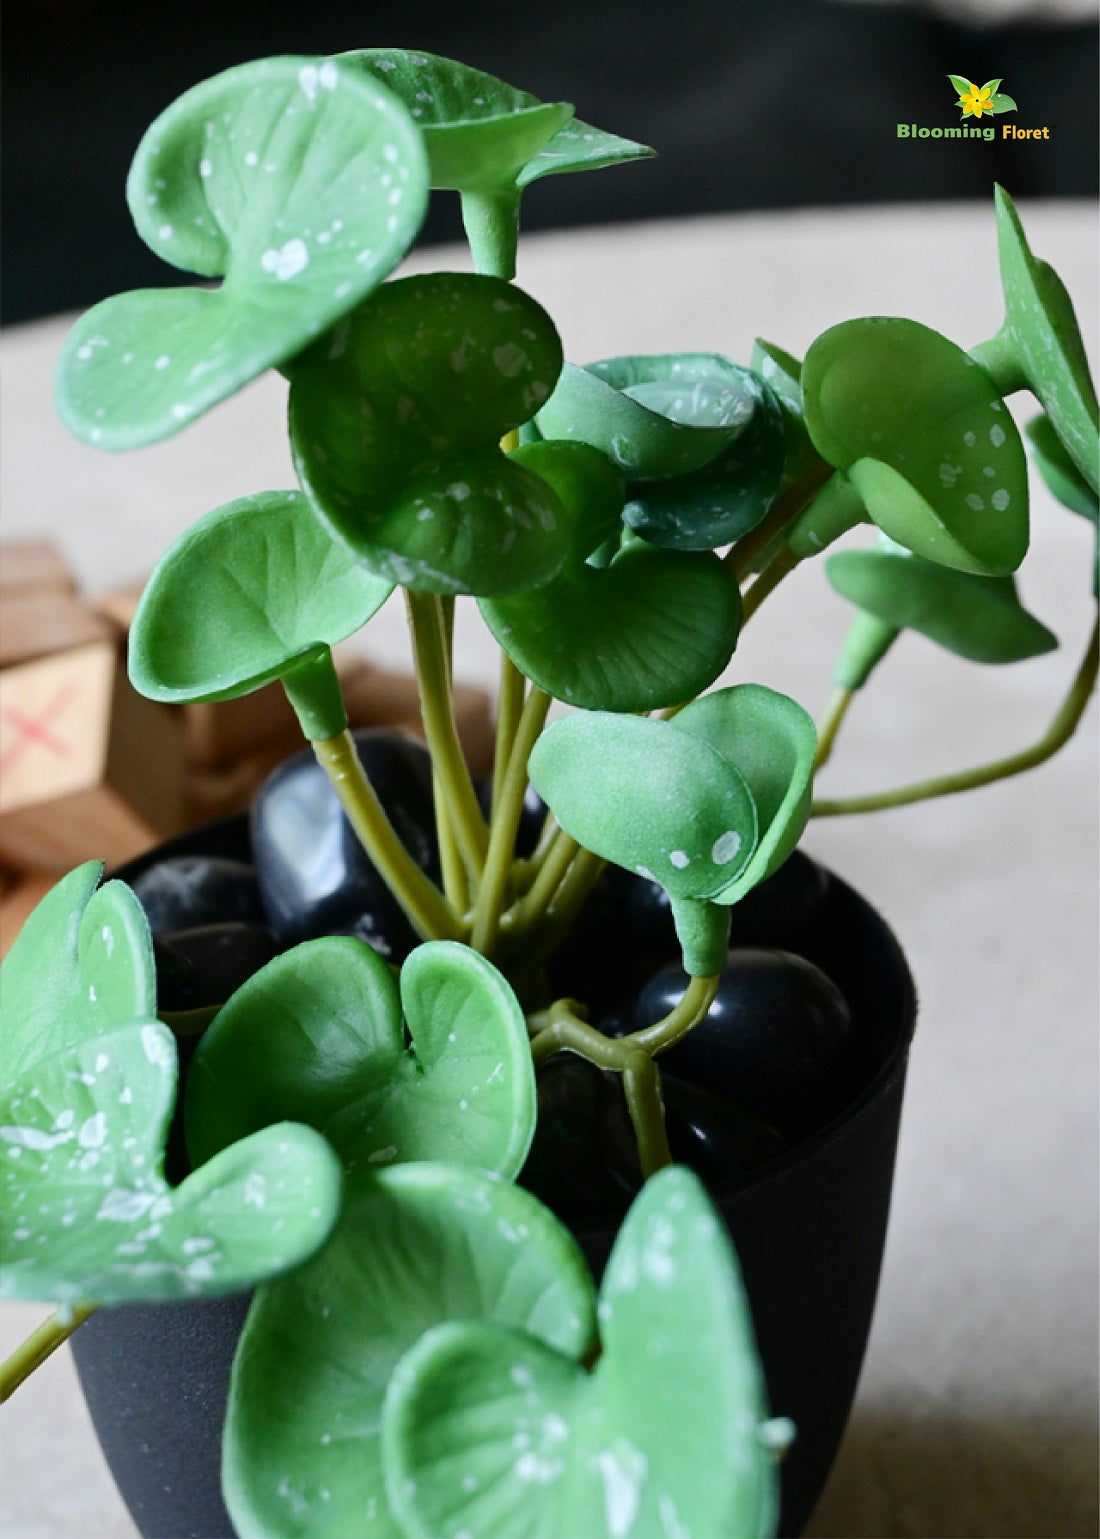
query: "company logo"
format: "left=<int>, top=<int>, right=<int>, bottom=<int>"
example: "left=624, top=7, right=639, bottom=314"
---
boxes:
left=948, top=75, right=1017, bottom=120
left=897, top=75, right=1050, bottom=142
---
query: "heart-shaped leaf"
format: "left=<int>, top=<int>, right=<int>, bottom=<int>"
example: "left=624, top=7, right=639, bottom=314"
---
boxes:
left=668, top=684, right=818, bottom=907
left=0, top=863, right=155, bottom=1085
left=990, top=185, right=1098, bottom=493
left=56, top=56, right=428, bottom=449
left=797, top=317, right=1030, bottom=575
left=382, top=1166, right=782, bottom=1539
left=223, top=1162, right=597, bottom=1539
left=0, top=1025, right=341, bottom=1305
left=185, top=936, right=536, bottom=1179
left=537, top=354, right=760, bottom=480
left=527, top=712, right=759, bottom=902
left=623, top=367, right=786, bottom=549
left=826, top=546, right=1058, bottom=664
left=290, top=272, right=569, bottom=595
left=480, top=441, right=742, bottom=708
left=128, top=490, right=393, bottom=712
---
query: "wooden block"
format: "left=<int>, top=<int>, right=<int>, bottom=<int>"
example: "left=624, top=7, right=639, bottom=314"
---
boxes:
left=0, top=589, right=112, bottom=669
left=0, top=540, right=78, bottom=598
left=341, top=665, right=422, bottom=730
left=0, top=640, right=185, bottom=871
left=0, top=873, right=57, bottom=960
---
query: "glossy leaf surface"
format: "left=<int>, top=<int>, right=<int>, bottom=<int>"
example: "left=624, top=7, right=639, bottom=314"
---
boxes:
left=186, top=937, right=536, bottom=1179
left=383, top=1167, right=781, bottom=1539
left=801, top=317, right=1029, bottom=574
left=623, top=367, right=786, bottom=548
left=223, top=1162, right=597, bottom=1539
left=826, top=547, right=1058, bottom=663
left=56, top=57, right=428, bottom=449
left=480, top=443, right=742, bottom=708
left=290, top=273, right=568, bottom=594
left=1026, top=414, right=1099, bottom=523
left=992, top=185, right=1099, bottom=493
left=536, top=355, right=757, bottom=480
left=129, top=491, right=393, bottom=704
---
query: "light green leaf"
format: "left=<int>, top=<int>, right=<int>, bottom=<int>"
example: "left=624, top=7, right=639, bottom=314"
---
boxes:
left=56, top=56, right=428, bottom=449
left=826, top=547, right=1058, bottom=663
left=948, top=74, right=975, bottom=98
left=1026, top=414, right=1099, bottom=524
left=223, top=1162, right=597, bottom=1539
left=990, top=93, right=1017, bottom=113
left=186, top=937, right=536, bottom=1180
left=992, top=185, right=1099, bottom=493
left=799, top=316, right=1030, bottom=574
left=383, top=1167, right=782, bottom=1539
left=289, top=272, right=569, bottom=595
left=518, top=116, right=655, bottom=186
left=0, top=865, right=155, bottom=1086
left=128, top=491, right=393, bottom=709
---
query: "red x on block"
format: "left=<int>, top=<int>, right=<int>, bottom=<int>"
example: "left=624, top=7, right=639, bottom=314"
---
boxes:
left=0, top=679, right=79, bottom=774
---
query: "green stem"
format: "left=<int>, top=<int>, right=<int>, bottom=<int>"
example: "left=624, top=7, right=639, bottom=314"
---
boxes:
left=460, top=187, right=522, bottom=280
left=313, top=730, right=463, bottom=940
left=528, top=1007, right=672, bottom=1179
left=492, top=652, right=526, bottom=821
left=726, top=458, right=832, bottom=582
left=470, top=687, right=552, bottom=956
left=406, top=591, right=489, bottom=879
left=741, top=545, right=802, bottom=624
left=508, top=828, right=581, bottom=933
left=1, top=1305, right=95, bottom=1402
left=814, top=685, right=855, bottom=770
left=624, top=974, right=719, bottom=1056
left=280, top=646, right=348, bottom=742
left=812, top=612, right=1099, bottom=816
left=969, top=330, right=1029, bottom=397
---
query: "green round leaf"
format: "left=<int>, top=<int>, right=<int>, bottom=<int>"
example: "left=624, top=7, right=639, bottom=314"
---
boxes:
left=1026, top=415, right=1100, bottom=524
left=55, top=56, right=428, bottom=449
left=993, top=185, right=1099, bottom=494
left=826, top=547, right=1058, bottom=663
left=481, top=540, right=743, bottom=710
left=289, top=272, right=569, bottom=595
left=537, top=355, right=757, bottom=481
left=0, top=865, right=155, bottom=1087
left=186, top=937, right=536, bottom=1180
left=802, top=317, right=1030, bottom=575
left=128, top=490, right=393, bottom=704
left=670, top=684, right=818, bottom=906
left=528, top=713, right=758, bottom=901
left=0, top=1020, right=341, bottom=1306
left=382, top=1167, right=781, bottom=1539
left=223, top=1162, right=597, bottom=1539
left=623, top=368, right=786, bottom=549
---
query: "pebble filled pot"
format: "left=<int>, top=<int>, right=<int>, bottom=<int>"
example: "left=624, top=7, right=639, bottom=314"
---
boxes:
left=2, top=46, right=1097, bottom=1539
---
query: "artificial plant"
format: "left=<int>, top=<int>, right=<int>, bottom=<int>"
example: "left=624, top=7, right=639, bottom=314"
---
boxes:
left=2, top=47, right=1097, bottom=1539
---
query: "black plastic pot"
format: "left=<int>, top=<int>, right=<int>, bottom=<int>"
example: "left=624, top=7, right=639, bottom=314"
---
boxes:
left=72, top=816, right=916, bottom=1539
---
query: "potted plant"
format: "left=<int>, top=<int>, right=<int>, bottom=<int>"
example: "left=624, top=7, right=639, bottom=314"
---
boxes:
left=1, top=47, right=1096, bottom=1539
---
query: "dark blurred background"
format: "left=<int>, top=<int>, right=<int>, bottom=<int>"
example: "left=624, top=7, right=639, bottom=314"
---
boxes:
left=3, top=0, right=1097, bottom=324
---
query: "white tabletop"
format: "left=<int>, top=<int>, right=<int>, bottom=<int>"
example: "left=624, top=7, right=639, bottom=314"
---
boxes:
left=2, top=201, right=1097, bottom=1539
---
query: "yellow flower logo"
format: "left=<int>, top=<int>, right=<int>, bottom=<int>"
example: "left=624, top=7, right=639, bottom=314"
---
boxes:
left=949, top=75, right=1018, bottom=119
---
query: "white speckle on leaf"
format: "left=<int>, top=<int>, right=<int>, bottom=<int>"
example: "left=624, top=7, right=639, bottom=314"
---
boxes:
left=154, top=355, right=171, bottom=371
left=96, top=1189, right=156, bottom=1223
left=965, top=493, right=985, bottom=511
left=668, top=850, right=690, bottom=870
left=141, top=1024, right=173, bottom=1069
left=991, top=488, right=1011, bottom=510
left=78, top=1113, right=107, bottom=1150
left=199, top=158, right=213, bottom=179
left=0, top=1125, right=74, bottom=1152
left=590, top=1441, right=649, bottom=1538
left=989, top=424, right=1007, bottom=447
left=711, top=830, right=742, bottom=865
left=964, top=430, right=977, bottom=447
left=261, top=239, right=309, bottom=281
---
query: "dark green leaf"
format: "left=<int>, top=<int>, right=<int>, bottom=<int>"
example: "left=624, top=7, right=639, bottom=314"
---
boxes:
left=290, top=272, right=569, bottom=595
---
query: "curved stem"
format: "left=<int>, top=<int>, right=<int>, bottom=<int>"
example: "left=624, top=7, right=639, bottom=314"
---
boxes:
left=726, top=459, right=832, bottom=583
left=470, top=687, right=552, bottom=956
left=812, top=613, right=1098, bottom=816
left=406, top=591, right=489, bottom=879
left=492, top=653, right=526, bottom=820
left=507, top=828, right=581, bottom=933
left=741, top=546, right=802, bottom=625
left=814, top=686, right=855, bottom=771
left=528, top=1007, right=672, bottom=1178
left=624, top=974, right=719, bottom=1056
left=313, top=730, right=463, bottom=940
left=1, top=1305, right=95, bottom=1402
